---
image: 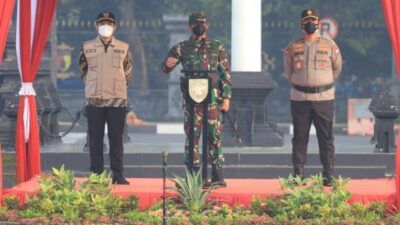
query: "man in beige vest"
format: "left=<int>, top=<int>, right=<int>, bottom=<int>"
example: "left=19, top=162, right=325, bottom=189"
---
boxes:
left=78, top=11, right=133, bottom=184
left=284, top=8, right=342, bottom=186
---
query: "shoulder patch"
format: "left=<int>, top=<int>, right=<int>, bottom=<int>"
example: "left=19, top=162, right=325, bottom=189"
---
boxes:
left=290, top=38, right=304, bottom=48
left=333, top=45, right=340, bottom=54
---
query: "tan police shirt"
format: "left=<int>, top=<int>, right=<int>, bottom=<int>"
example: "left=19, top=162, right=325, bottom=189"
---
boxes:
left=83, top=36, right=129, bottom=100
left=284, top=35, right=342, bottom=101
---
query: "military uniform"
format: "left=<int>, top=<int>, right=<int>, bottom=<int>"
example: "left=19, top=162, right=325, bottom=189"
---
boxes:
left=78, top=11, right=133, bottom=184
left=284, top=9, right=342, bottom=185
left=162, top=13, right=232, bottom=181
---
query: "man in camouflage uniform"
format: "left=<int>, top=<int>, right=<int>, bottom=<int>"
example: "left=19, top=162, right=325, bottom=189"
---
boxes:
left=79, top=11, right=133, bottom=184
left=284, top=9, right=342, bottom=186
left=162, top=12, right=232, bottom=187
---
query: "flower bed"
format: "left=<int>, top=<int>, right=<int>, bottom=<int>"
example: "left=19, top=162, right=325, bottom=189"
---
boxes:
left=0, top=167, right=399, bottom=225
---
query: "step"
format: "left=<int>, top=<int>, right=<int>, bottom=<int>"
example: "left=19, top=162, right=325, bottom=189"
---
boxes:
left=2, top=152, right=393, bottom=179
left=45, top=164, right=389, bottom=179
left=33, top=152, right=394, bottom=169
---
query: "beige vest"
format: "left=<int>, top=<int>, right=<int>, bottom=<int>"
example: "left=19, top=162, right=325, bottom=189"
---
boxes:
left=83, top=36, right=129, bottom=99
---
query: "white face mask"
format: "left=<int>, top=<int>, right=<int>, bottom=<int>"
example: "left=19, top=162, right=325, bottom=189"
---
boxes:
left=98, top=25, right=114, bottom=37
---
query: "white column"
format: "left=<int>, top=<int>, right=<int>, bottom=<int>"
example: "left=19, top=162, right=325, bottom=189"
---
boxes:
left=231, top=0, right=262, bottom=72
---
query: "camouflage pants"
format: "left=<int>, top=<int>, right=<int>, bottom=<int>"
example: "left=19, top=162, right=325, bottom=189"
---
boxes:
left=183, top=103, right=224, bottom=168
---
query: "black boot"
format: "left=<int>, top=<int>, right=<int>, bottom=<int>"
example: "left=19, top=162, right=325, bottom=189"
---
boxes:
left=322, top=163, right=334, bottom=187
left=292, top=164, right=306, bottom=185
left=211, top=165, right=227, bottom=188
left=293, top=164, right=305, bottom=179
left=112, top=172, right=130, bottom=185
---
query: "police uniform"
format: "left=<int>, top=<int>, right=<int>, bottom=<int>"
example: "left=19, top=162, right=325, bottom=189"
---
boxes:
left=284, top=9, right=342, bottom=185
left=78, top=12, right=133, bottom=184
left=162, top=12, right=232, bottom=186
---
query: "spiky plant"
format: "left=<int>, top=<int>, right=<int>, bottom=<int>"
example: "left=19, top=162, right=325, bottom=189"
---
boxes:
left=169, top=169, right=218, bottom=213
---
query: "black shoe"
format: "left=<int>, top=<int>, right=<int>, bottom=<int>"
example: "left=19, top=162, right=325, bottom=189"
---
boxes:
left=322, top=163, right=334, bottom=187
left=293, top=164, right=306, bottom=185
left=293, top=164, right=305, bottom=177
left=211, top=166, right=227, bottom=188
left=323, top=177, right=332, bottom=187
left=292, top=175, right=307, bottom=186
left=91, top=171, right=104, bottom=176
left=112, top=175, right=130, bottom=185
left=212, top=179, right=227, bottom=187
left=202, top=180, right=213, bottom=188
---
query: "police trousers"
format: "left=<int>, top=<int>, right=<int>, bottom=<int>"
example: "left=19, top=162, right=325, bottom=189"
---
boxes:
left=290, top=100, right=335, bottom=168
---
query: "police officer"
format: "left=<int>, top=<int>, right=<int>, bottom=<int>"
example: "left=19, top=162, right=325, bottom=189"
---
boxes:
left=162, top=12, right=232, bottom=187
left=284, top=9, right=342, bottom=186
left=78, top=11, right=133, bottom=184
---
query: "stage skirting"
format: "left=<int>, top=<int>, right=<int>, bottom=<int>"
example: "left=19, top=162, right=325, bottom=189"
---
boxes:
left=3, top=178, right=396, bottom=210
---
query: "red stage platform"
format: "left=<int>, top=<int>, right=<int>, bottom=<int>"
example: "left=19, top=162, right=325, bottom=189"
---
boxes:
left=3, top=177, right=397, bottom=210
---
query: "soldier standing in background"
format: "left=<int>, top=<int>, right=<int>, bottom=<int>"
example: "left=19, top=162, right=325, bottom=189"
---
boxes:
left=162, top=12, right=232, bottom=187
left=79, top=11, right=133, bottom=184
left=284, top=8, right=342, bottom=186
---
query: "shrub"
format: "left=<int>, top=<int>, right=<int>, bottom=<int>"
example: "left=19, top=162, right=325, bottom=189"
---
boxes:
left=17, top=165, right=140, bottom=223
left=169, top=169, right=218, bottom=213
left=3, top=195, right=19, bottom=210
left=124, top=210, right=161, bottom=224
left=250, top=174, right=387, bottom=223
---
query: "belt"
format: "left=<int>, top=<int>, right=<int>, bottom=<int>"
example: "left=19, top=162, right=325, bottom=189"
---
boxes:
left=293, top=84, right=333, bottom=94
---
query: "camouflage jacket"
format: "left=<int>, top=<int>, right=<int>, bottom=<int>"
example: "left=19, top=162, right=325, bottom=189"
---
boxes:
left=162, top=36, right=232, bottom=104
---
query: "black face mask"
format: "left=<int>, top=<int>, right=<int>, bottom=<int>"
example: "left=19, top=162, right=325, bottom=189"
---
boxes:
left=192, top=24, right=206, bottom=36
left=303, top=22, right=318, bottom=34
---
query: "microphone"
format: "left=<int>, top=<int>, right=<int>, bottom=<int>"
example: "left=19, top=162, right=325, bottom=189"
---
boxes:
left=162, top=150, right=168, bottom=165
left=162, top=150, right=168, bottom=225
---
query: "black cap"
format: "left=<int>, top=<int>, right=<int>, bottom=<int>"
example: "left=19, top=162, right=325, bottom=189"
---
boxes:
left=96, top=11, right=116, bottom=24
left=301, top=8, right=319, bottom=20
left=189, top=12, right=207, bottom=24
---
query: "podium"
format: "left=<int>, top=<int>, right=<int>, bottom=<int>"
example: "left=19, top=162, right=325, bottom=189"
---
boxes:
left=180, top=69, right=214, bottom=182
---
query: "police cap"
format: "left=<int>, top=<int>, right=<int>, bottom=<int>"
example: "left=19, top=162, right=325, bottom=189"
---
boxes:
left=301, top=8, right=319, bottom=20
left=96, top=11, right=116, bottom=24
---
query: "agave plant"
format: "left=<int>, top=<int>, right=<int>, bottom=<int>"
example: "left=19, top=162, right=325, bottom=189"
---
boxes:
left=169, top=169, right=217, bottom=213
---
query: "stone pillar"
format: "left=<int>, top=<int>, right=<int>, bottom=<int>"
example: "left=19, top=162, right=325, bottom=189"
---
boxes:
left=223, top=0, right=284, bottom=147
left=163, top=15, right=188, bottom=119
left=231, top=0, right=261, bottom=71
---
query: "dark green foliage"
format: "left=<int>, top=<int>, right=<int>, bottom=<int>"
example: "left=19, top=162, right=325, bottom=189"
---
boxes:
left=250, top=174, right=389, bottom=223
left=17, top=165, right=138, bottom=223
